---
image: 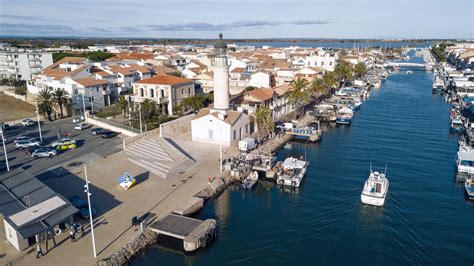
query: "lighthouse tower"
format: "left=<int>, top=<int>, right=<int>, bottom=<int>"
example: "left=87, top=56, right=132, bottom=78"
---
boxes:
left=212, top=33, right=230, bottom=111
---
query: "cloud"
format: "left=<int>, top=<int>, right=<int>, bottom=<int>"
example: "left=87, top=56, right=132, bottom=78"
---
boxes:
left=144, top=19, right=333, bottom=32
left=0, top=22, right=77, bottom=36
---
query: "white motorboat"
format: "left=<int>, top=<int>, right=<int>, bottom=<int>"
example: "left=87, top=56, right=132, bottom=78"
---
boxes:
left=373, top=80, right=382, bottom=88
left=336, top=107, right=353, bottom=124
left=456, top=142, right=474, bottom=181
left=277, top=157, right=309, bottom=187
left=242, top=171, right=259, bottom=190
left=361, top=165, right=389, bottom=206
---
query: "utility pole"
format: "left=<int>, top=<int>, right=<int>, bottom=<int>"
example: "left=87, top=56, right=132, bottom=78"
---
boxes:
left=0, top=129, right=9, bottom=172
left=89, top=90, right=94, bottom=114
left=34, top=97, right=43, bottom=143
left=84, top=165, right=97, bottom=258
left=138, top=102, right=143, bottom=134
left=82, top=93, right=86, bottom=118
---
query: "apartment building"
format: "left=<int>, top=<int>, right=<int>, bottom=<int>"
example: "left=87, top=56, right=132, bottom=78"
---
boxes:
left=0, top=47, right=53, bottom=81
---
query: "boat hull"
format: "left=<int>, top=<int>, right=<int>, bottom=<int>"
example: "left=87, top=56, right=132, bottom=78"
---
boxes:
left=336, top=118, right=351, bottom=124
left=361, top=193, right=386, bottom=206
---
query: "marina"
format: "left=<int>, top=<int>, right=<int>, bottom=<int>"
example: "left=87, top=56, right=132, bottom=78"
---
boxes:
left=133, top=54, right=474, bottom=265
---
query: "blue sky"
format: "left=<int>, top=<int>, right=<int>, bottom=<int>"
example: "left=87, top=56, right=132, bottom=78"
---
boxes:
left=0, top=0, right=472, bottom=39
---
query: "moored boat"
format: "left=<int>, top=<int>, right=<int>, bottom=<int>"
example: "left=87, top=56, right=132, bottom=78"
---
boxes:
left=361, top=165, right=389, bottom=206
left=276, top=157, right=309, bottom=187
left=242, top=171, right=259, bottom=190
left=450, top=117, right=464, bottom=132
left=456, top=142, right=474, bottom=181
left=336, top=107, right=353, bottom=124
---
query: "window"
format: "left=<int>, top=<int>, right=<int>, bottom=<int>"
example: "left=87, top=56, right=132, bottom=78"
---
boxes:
left=233, top=130, right=236, bottom=140
left=329, top=62, right=333, bottom=66
left=181, top=89, right=184, bottom=94
left=140, top=88, right=144, bottom=97
left=188, top=88, right=190, bottom=94
left=14, top=55, right=18, bottom=58
left=150, top=89, right=154, bottom=98
left=461, top=160, right=474, bottom=167
left=160, top=89, right=164, bottom=98
left=245, top=124, right=248, bottom=133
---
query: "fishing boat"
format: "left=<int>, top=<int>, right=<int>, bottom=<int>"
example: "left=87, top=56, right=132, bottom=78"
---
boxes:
left=336, top=107, right=353, bottom=124
left=276, top=157, right=309, bottom=187
left=465, top=178, right=474, bottom=200
left=361, top=165, right=389, bottom=206
left=241, top=171, right=259, bottom=190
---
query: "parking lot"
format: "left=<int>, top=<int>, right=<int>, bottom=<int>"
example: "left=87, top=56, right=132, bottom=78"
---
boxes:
left=0, top=118, right=123, bottom=175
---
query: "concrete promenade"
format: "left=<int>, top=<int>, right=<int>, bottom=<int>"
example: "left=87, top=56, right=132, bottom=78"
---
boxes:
left=0, top=136, right=234, bottom=265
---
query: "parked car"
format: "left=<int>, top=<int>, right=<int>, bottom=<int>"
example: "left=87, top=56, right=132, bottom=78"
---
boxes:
left=31, top=147, right=57, bottom=158
left=51, top=138, right=76, bottom=148
left=91, top=128, right=105, bottom=135
left=69, top=196, right=88, bottom=209
left=15, top=139, right=41, bottom=149
left=101, top=131, right=118, bottom=139
left=74, top=123, right=89, bottom=130
left=72, top=116, right=85, bottom=124
left=20, top=119, right=35, bottom=126
left=79, top=207, right=97, bottom=219
left=56, top=141, right=76, bottom=151
left=0, top=123, right=11, bottom=131
left=15, top=136, right=34, bottom=144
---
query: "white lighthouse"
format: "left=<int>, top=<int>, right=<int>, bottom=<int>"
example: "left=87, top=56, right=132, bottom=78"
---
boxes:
left=191, top=33, right=250, bottom=146
left=212, top=33, right=230, bottom=111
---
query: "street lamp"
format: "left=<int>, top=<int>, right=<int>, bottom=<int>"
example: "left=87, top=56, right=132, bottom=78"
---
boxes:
left=138, top=102, right=143, bottom=134
left=83, top=165, right=97, bottom=258
left=0, top=128, right=9, bottom=172
left=34, top=97, right=43, bottom=143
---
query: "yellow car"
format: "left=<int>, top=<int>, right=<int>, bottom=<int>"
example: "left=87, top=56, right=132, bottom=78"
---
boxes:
left=56, top=141, right=77, bottom=151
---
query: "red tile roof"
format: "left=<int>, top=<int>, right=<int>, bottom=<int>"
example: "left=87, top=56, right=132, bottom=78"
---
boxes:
left=73, top=78, right=109, bottom=87
left=135, top=75, right=193, bottom=85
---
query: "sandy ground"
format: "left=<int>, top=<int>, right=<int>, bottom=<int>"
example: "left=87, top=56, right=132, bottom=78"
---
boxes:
left=0, top=92, right=36, bottom=123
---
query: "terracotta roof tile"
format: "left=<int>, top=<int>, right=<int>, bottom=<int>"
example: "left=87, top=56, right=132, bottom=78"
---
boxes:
left=246, top=87, right=274, bottom=102
left=73, top=78, right=109, bottom=87
left=135, top=75, right=193, bottom=85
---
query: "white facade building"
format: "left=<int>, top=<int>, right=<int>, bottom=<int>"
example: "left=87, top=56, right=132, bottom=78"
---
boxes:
left=0, top=48, right=53, bottom=81
left=304, top=49, right=337, bottom=71
left=249, top=71, right=272, bottom=88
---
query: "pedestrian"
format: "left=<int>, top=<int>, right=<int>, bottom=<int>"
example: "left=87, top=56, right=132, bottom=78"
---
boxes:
left=70, top=230, right=76, bottom=242
left=36, top=244, right=43, bottom=258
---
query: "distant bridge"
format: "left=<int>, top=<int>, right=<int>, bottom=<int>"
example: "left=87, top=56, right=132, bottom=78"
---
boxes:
left=384, top=62, right=427, bottom=68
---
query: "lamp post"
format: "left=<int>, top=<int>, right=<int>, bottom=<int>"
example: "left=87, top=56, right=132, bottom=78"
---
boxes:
left=34, top=98, right=43, bottom=143
left=89, top=90, right=94, bottom=114
left=82, top=94, right=86, bottom=117
left=138, top=102, right=143, bottom=134
left=0, top=129, right=9, bottom=172
left=83, top=166, right=97, bottom=258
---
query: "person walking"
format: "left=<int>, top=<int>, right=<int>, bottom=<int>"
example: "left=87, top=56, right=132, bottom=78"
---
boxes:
left=70, top=230, right=76, bottom=242
left=36, top=244, right=43, bottom=258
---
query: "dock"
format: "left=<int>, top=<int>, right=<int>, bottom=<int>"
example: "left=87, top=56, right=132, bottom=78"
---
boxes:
left=287, top=127, right=322, bottom=142
left=149, top=214, right=217, bottom=252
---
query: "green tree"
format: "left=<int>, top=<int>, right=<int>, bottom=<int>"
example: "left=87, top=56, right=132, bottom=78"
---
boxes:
left=286, top=77, right=311, bottom=107
left=37, top=88, right=54, bottom=121
left=334, top=61, right=354, bottom=88
left=310, top=77, right=329, bottom=97
left=52, top=88, right=68, bottom=118
left=137, top=99, right=160, bottom=123
left=178, top=95, right=205, bottom=112
left=252, top=105, right=274, bottom=141
left=354, top=62, right=368, bottom=79
left=117, top=95, right=129, bottom=117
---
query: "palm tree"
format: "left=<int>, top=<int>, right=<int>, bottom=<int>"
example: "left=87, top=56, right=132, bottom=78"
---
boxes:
left=334, top=61, right=354, bottom=88
left=286, top=77, right=311, bottom=107
left=52, top=88, right=68, bottom=118
left=117, top=95, right=129, bottom=117
left=252, top=105, right=274, bottom=142
left=323, top=71, right=337, bottom=90
left=354, top=62, right=368, bottom=79
left=310, top=78, right=328, bottom=98
left=37, top=88, right=54, bottom=121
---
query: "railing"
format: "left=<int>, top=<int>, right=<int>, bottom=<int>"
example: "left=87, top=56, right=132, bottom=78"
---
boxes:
left=87, top=115, right=141, bottom=137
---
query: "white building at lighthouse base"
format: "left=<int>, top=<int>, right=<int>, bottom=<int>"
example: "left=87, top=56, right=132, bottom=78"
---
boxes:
left=191, top=108, right=250, bottom=146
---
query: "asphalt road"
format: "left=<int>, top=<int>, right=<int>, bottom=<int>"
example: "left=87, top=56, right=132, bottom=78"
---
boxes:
left=0, top=118, right=123, bottom=175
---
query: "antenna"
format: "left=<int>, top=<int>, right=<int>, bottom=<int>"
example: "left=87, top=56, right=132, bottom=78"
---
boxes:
left=384, top=164, right=387, bottom=175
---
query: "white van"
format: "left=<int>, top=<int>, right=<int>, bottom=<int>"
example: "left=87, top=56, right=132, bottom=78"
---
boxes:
left=239, top=138, right=257, bottom=152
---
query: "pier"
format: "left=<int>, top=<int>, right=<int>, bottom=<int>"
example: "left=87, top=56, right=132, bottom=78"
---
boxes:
left=287, top=126, right=322, bottom=142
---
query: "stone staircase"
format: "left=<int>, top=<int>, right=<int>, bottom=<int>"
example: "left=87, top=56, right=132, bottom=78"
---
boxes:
left=125, top=137, right=193, bottom=178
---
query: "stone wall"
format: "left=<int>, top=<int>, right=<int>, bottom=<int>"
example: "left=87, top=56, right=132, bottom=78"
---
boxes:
left=86, top=114, right=139, bottom=137
left=159, top=113, right=195, bottom=138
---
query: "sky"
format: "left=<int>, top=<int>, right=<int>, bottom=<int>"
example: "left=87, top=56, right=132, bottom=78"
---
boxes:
left=0, top=0, right=473, bottom=39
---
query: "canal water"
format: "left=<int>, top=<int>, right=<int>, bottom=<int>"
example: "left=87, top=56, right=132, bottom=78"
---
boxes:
left=133, top=70, right=474, bottom=265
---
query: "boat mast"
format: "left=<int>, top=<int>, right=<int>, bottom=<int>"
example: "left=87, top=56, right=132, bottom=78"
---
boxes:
left=384, top=164, right=387, bottom=175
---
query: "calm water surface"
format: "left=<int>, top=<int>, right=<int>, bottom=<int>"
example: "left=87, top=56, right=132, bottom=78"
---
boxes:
left=133, top=70, right=474, bottom=265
